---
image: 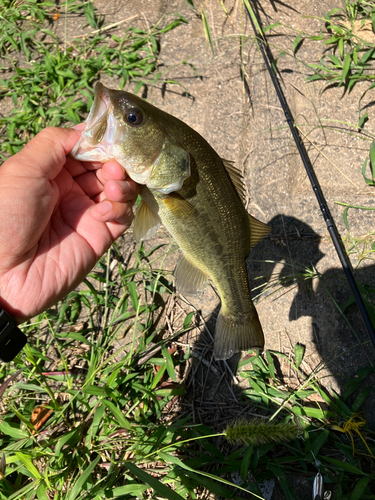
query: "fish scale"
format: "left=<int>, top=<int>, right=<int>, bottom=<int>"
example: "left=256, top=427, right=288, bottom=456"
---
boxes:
left=70, top=82, right=270, bottom=360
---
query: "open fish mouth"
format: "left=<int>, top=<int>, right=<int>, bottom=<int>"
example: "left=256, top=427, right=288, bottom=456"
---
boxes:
left=71, top=82, right=124, bottom=161
left=70, top=82, right=191, bottom=191
left=85, top=83, right=111, bottom=145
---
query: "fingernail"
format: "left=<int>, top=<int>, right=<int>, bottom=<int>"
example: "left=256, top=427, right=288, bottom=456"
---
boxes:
left=94, top=201, right=112, bottom=215
left=116, top=180, right=130, bottom=194
left=72, top=123, right=86, bottom=131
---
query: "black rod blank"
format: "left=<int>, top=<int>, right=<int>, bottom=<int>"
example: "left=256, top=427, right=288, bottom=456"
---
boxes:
left=246, top=7, right=375, bottom=348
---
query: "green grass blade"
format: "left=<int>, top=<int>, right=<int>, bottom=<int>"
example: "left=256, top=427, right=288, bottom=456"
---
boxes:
left=162, top=346, right=177, bottom=381
left=14, top=452, right=41, bottom=480
left=243, top=0, right=263, bottom=34
left=67, top=455, right=100, bottom=500
left=358, top=111, right=368, bottom=130
left=340, top=53, right=351, bottom=86
left=350, top=476, right=370, bottom=500
left=103, top=400, right=131, bottom=430
left=159, top=452, right=264, bottom=499
left=128, top=280, right=139, bottom=310
left=292, top=34, right=302, bottom=54
left=240, top=445, right=253, bottom=482
left=202, top=7, right=214, bottom=55
left=110, top=484, right=149, bottom=497
left=370, top=141, right=375, bottom=168
left=124, top=462, right=185, bottom=500
left=294, top=343, right=305, bottom=369
left=324, top=457, right=366, bottom=475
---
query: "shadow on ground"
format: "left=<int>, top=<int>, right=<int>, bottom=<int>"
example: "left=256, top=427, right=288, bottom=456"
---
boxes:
left=250, top=214, right=375, bottom=394
left=179, top=213, right=375, bottom=499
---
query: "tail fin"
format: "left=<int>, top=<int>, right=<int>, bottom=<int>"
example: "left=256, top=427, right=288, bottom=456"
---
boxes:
left=213, top=308, right=264, bottom=361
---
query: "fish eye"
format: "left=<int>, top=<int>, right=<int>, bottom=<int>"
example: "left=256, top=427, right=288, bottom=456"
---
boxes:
left=125, top=108, right=143, bottom=126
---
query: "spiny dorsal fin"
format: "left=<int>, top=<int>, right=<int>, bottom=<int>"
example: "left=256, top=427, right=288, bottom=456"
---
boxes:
left=133, top=200, right=161, bottom=242
left=175, top=253, right=208, bottom=297
left=248, top=214, right=271, bottom=249
left=222, top=158, right=246, bottom=200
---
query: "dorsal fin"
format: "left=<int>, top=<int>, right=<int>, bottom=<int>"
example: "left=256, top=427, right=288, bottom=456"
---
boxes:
left=222, top=158, right=246, bottom=200
left=248, top=214, right=271, bottom=249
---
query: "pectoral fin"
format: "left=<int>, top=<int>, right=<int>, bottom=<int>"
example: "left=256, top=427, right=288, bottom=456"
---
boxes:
left=161, top=194, right=198, bottom=220
left=133, top=200, right=161, bottom=242
left=175, top=254, right=208, bottom=296
left=248, top=214, right=271, bottom=249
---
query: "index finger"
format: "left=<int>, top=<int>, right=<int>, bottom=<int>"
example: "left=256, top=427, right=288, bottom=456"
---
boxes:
left=65, top=158, right=128, bottom=182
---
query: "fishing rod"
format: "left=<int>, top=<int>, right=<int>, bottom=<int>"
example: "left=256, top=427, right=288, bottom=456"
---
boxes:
left=246, top=5, right=375, bottom=349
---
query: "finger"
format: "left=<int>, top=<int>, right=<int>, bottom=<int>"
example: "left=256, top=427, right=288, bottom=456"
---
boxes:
left=90, top=199, right=135, bottom=225
left=103, top=179, right=139, bottom=203
left=77, top=160, right=126, bottom=176
left=74, top=171, right=104, bottom=199
left=66, top=159, right=127, bottom=183
left=3, top=126, right=84, bottom=180
left=92, top=190, right=138, bottom=206
left=95, top=164, right=127, bottom=186
left=101, top=161, right=127, bottom=181
left=64, top=156, right=90, bottom=177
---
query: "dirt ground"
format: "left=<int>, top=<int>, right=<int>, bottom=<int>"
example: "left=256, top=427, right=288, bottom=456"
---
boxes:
left=101, top=0, right=375, bottom=424
left=4, top=0, right=375, bottom=498
left=76, top=1, right=375, bottom=497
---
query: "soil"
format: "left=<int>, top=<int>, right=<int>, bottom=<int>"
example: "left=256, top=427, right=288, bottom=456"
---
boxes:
left=95, top=1, right=375, bottom=497
left=3, top=0, right=375, bottom=498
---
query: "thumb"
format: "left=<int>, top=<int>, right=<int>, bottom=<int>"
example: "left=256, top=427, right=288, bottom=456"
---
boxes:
left=2, top=126, right=84, bottom=180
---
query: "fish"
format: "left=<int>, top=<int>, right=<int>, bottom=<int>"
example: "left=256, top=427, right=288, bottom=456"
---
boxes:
left=71, top=82, right=270, bottom=360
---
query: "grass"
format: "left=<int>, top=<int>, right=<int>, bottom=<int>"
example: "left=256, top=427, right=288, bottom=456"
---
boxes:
left=289, top=0, right=375, bottom=133
left=0, top=0, right=187, bottom=159
left=1, top=0, right=375, bottom=499
left=2, top=287, right=375, bottom=499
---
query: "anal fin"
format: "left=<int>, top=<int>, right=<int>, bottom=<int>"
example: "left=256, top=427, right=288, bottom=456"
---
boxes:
left=133, top=200, right=161, bottom=242
left=175, top=254, right=208, bottom=296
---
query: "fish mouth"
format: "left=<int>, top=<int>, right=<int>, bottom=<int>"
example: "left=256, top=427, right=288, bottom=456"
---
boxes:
left=84, top=82, right=119, bottom=148
left=86, top=82, right=108, bottom=133
left=70, top=82, right=124, bottom=161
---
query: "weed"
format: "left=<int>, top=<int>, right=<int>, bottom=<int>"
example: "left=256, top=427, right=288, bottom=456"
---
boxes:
left=1, top=1, right=375, bottom=499
left=3, top=305, right=375, bottom=500
left=288, top=1, right=375, bottom=130
left=0, top=1, right=187, bottom=158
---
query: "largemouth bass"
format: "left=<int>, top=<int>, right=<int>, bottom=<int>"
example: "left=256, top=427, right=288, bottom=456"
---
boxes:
left=71, top=82, right=270, bottom=360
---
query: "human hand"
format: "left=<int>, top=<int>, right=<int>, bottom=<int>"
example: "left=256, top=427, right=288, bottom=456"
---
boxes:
left=0, top=126, right=139, bottom=323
